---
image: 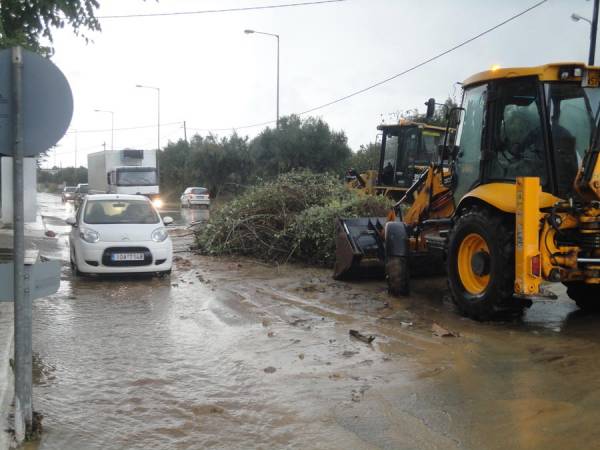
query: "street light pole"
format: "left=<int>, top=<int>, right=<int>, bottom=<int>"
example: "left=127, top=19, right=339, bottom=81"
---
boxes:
left=245, top=29, right=280, bottom=128
left=571, top=0, right=600, bottom=65
left=590, top=0, right=599, bottom=65
left=94, top=109, right=114, bottom=151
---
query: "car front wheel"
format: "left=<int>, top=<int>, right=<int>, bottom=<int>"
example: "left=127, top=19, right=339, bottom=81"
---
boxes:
left=70, top=251, right=83, bottom=277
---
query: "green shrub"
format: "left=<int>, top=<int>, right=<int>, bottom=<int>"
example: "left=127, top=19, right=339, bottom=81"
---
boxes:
left=292, top=196, right=391, bottom=265
left=195, top=171, right=393, bottom=266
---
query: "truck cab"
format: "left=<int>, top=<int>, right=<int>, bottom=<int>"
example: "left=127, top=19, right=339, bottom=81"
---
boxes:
left=88, top=149, right=161, bottom=207
left=107, top=166, right=158, bottom=196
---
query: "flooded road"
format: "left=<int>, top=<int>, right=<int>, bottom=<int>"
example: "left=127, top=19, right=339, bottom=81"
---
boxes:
left=27, top=194, right=600, bottom=449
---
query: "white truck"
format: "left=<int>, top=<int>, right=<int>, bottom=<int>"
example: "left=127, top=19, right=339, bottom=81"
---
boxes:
left=87, top=149, right=162, bottom=206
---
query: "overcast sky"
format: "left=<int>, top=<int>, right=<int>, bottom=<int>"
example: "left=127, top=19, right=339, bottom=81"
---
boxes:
left=42, top=0, right=594, bottom=168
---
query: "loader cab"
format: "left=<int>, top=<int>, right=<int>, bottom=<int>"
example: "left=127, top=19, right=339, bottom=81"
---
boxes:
left=377, top=122, right=444, bottom=189
left=451, top=64, right=600, bottom=202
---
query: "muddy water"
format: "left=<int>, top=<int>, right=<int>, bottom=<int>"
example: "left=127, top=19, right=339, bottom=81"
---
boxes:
left=27, top=194, right=600, bottom=449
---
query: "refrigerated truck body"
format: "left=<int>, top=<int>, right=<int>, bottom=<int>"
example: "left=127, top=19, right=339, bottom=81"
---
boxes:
left=88, top=150, right=160, bottom=200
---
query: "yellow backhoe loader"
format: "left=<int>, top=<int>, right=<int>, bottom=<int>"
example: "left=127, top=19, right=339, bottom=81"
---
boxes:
left=337, top=63, right=600, bottom=320
left=345, top=118, right=447, bottom=201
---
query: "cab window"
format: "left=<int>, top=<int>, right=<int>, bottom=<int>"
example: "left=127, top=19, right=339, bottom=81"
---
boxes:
left=454, top=83, right=487, bottom=200
left=546, top=83, right=600, bottom=196
left=381, top=132, right=398, bottom=185
left=487, top=78, right=547, bottom=185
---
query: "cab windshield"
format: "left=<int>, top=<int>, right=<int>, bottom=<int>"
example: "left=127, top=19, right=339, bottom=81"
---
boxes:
left=546, top=83, right=600, bottom=195
left=484, top=78, right=600, bottom=196
left=116, top=168, right=157, bottom=186
left=420, top=131, right=443, bottom=164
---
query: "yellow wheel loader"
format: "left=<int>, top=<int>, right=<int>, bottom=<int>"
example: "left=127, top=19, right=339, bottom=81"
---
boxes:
left=334, top=128, right=455, bottom=280
left=345, top=119, right=447, bottom=201
left=337, top=63, right=600, bottom=320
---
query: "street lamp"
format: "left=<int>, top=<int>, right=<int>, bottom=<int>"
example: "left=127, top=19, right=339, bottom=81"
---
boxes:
left=136, top=84, right=161, bottom=151
left=571, top=0, right=599, bottom=65
left=94, top=109, right=114, bottom=151
left=572, top=12, right=592, bottom=25
left=245, top=29, right=280, bottom=128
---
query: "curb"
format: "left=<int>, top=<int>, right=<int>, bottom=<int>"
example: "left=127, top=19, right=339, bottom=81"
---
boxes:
left=0, top=303, right=15, bottom=450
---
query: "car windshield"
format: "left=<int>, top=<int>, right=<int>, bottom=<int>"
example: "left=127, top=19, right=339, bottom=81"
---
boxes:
left=190, top=188, right=207, bottom=195
left=84, top=200, right=160, bottom=224
left=116, top=168, right=157, bottom=186
left=65, top=187, right=76, bottom=192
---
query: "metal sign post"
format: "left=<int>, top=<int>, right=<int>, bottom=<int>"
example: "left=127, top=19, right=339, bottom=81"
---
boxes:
left=0, top=46, right=72, bottom=443
left=10, top=46, right=32, bottom=442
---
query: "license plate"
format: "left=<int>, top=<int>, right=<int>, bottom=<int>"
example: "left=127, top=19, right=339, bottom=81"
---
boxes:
left=111, top=253, right=145, bottom=261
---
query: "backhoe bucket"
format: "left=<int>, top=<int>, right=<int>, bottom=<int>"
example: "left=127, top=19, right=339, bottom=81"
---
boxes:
left=333, top=217, right=387, bottom=279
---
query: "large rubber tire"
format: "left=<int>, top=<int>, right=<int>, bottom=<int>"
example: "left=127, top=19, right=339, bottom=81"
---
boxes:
left=565, top=282, right=600, bottom=312
left=386, top=255, right=409, bottom=296
left=447, top=207, right=522, bottom=320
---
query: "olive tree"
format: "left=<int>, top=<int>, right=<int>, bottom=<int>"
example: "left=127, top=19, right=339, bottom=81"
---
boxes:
left=0, top=0, right=101, bottom=55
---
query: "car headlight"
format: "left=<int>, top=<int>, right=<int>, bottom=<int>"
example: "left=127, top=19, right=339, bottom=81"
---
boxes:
left=152, top=198, right=163, bottom=209
left=79, top=228, right=99, bottom=243
left=151, top=227, right=168, bottom=242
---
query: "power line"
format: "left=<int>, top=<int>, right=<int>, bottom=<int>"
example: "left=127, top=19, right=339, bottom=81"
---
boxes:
left=189, top=0, right=549, bottom=132
left=296, top=0, right=548, bottom=115
left=66, top=121, right=183, bottom=134
left=98, top=0, right=347, bottom=19
left=187, top=119, right=275, bottom=132
left=72, top=0, right=548, bottom=135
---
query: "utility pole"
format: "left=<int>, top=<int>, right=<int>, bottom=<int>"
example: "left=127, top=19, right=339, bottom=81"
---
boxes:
left=591, top=0, right=599, bottom=65
left=94, top=109, right=114, bottom=151
left=183, top=121, right=188, bottom=144
left=73, top=129, right=78, bottom=168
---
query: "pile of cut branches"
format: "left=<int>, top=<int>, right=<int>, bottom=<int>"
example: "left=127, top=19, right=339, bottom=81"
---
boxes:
left=195, top=171, right=392, bottom=266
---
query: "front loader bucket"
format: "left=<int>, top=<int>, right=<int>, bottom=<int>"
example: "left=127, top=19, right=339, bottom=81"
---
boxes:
left=333, top=217, right=388, bottom=279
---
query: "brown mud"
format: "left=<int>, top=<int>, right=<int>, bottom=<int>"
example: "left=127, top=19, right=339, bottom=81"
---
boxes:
left=25, top=194, right=600, bottom=449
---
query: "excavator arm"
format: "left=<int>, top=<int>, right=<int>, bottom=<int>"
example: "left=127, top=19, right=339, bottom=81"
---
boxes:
left=575, top=145, right=600, bottom=202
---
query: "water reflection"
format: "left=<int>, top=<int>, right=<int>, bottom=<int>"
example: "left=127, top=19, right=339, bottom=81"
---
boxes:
left=159, top=206, right=209, bottom=227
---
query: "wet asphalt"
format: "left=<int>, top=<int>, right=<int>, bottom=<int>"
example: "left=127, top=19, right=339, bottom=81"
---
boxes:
left=22, top=193, right=600, bottom=450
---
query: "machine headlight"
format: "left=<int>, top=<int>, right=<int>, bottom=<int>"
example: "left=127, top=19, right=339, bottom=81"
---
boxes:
left=79, top=228, right=99, bottom=243
left=151, top=227, right=168, bottom=242
left=152, top=198, right=163, bottom=209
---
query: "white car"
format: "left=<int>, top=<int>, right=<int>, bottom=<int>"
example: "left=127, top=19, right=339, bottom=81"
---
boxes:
left=67, top=194, right=173, bottom=276
left=180, top=187, right=210, bottom=209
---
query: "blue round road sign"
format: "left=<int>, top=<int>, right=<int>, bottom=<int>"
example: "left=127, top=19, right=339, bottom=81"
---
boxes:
left=0, top=48, right=73, bottom=157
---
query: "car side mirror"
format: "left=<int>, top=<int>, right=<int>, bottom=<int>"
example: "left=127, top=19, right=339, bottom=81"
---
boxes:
left=65, top=217, right=77, bottom=226
left=162, top=216, right=174, bottom=226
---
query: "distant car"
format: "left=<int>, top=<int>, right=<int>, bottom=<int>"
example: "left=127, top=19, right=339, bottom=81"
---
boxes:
left=66, top=194, right=173, bottom=276
left=62, top=186, right=77, bottom=202
left=74, top=183, right=89, bottom=208
left=180, top=187, right=210, bottom=209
